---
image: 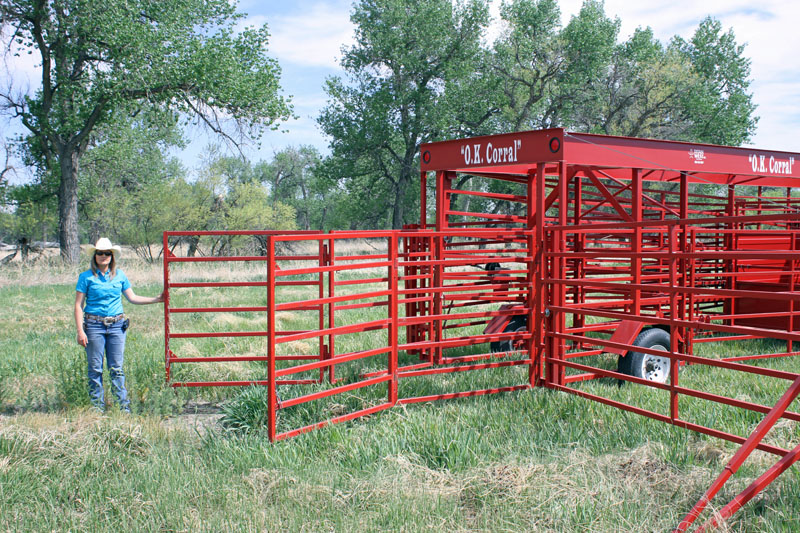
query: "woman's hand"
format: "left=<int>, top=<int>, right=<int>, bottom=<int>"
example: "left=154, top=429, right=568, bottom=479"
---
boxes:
left=77, top=330, right=88, bottom=347
left=123, top=287, right=166, bottom=305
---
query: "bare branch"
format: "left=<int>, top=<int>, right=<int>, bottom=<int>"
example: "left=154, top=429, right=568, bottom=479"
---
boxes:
left=181, top=93, right=246, bottom=157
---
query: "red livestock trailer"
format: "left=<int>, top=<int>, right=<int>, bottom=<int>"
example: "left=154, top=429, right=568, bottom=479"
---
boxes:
left=162, top=128, right=800, bottom=530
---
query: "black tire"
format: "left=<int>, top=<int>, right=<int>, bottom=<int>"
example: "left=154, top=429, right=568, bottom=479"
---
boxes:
left=618, top=327, right=672, bottom=384
left=490, top=315, right=527, bottom=353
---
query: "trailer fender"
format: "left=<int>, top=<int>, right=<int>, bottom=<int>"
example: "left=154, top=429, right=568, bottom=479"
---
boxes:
left=607, top=319, right=646, bottom=356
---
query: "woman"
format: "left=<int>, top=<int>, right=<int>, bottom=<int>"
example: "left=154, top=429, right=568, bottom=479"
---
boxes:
left=74, top=238, right=164, bottom=412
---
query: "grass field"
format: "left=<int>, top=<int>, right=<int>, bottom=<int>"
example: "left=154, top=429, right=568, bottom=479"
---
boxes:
left=1, top=252, right=799, bottom=532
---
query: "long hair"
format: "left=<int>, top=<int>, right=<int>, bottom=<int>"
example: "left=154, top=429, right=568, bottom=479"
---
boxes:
left=90, top=253, right=117, bottom=279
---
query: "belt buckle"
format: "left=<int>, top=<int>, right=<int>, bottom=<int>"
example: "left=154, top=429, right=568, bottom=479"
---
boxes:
left=103, top=316, right=116, bottom=326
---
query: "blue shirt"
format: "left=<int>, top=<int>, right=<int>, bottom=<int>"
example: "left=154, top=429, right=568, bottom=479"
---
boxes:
left=76, top=269, right=131, bottom=317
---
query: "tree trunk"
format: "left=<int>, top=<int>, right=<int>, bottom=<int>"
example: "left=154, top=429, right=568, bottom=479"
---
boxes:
left=58, top=147, right=81, bottom=263
left=187, top=236, right=199, bottom=257
left=392, top=169, right=411, bottom=229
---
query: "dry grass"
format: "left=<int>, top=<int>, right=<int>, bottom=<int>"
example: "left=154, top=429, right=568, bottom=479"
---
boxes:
left=3, top=238, right=800, bottom=531
left=0, top=411, right=160, bottom=458
left=0, top=238, right=396, bottom=287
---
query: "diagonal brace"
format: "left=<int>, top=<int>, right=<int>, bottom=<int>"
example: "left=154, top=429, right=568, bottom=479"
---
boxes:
left=674, top=375, right=800, bottom=532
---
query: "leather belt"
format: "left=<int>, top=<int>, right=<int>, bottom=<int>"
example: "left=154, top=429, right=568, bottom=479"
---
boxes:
left=84, top=313, right=126, bottom=326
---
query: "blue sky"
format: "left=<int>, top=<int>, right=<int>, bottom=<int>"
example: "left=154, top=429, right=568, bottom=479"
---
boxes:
left=226, top=0, right=800, bottom=164
left=3, top=0, right=800, bottom=178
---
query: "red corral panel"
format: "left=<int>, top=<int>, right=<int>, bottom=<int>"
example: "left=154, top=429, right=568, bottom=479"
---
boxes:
left=165, top=127, right=800, bottom=530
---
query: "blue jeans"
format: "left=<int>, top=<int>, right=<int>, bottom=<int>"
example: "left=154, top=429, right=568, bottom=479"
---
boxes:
left=84, top=320, right=129, bottom=411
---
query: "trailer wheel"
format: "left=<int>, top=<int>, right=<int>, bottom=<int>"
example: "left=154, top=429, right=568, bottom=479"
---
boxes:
left=490, top=315, right=527, bottom=353
left=618, top=328, right=671, bottom=384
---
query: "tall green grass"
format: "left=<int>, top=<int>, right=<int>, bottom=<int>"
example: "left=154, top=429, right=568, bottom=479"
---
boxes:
left=1, top=255, right=799, bottom=532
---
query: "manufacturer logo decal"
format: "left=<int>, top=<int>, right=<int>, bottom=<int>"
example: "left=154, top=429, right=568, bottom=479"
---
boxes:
left=688, top=149, right=706, bottom=165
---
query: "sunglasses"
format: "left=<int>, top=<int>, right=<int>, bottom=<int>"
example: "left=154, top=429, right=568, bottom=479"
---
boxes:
left=95, top=250, right=113, bottom=257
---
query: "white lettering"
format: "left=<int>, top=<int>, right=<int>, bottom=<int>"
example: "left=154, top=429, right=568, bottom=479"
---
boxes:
left=748, top=152, right=796, bottom=175
left=462, top=138, right=525, bottom=166
left=485, top=139, right=523, bottom=165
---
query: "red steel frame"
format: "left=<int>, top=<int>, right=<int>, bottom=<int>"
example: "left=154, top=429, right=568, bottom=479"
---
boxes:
left=163, top=128, right=800, bottom=530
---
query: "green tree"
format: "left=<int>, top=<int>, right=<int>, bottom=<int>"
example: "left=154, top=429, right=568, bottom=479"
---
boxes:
left=494, top=0, right=756, bottom=144
left=258, top=146, right=328, bottom=231
left=222, top=181, right=296, bottom=255
left=111, top=180, right=180, bottom=262
left=318, top=0, right=491, bottom=229
left=1, top=141, right=18, bottom=205
left=1, top=182, right=58, bottom=245
left=490, top=0, right=562, bottom=132
left=78, top=112, right=186, bottom=243
left=187, top=151, right=297, bottom=256
left=674, top=17, right=757, bottom=145
left=1, top=0, right=291, bottom=263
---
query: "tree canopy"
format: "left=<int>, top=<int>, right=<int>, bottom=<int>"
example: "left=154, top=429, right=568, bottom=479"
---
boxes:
left=1, top=0, right=760, bottom=249
left=318, top=0, right=758, bottom=230
left=1, top=0, right=291, bottom=262
left=318, top=0, right=492, bottom=229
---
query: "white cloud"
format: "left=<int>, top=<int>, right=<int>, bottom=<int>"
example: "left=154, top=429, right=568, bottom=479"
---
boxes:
left=246, top=3, right=354, bottom=70
left=6, top=0, right=800, bottom=164
left=1, top=26, right=41, bottom=94
left=553, top=0, right=800, bottom=151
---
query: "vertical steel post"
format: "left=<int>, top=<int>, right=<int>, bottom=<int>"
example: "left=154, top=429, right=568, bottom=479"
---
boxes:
left=679, top=174, right=690, bottom=358
left=328, top=237, right=336, bottom=382
left=757, top=185, right=763, bottom=229
left=573, top=175, right=585, bottom=343
left=669, top=224, right=679, bottom=421
left=632, top=169, right=642, bottom=317
left=791, top=232, right=796, bottom=352
left=267, top=236, right=277, bottom=443
left=433, top=170, right=449, bottom=364
left=555, top=162, right=567, bottom=386
left=725, top=185, right=736, bottom=325
left=163, top=232, right=171, bottom=383
left=537, top=163, right=551, bottom=387
left=318, top=240, right=326, bottom=383
left=527, top=167, right=538, bottom=386
left=687, top=227, right=696, bottom=356
left=389, top=233, right=399, bottom=404
left=420, top=171, right=427, bottom=228
left=426, top=234, right=435, bottom=365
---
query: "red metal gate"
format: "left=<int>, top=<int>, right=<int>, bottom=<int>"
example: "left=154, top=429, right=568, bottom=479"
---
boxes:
left=163, top=228, right=535, bottom=440
left=163, top=128, right=800, bottom=529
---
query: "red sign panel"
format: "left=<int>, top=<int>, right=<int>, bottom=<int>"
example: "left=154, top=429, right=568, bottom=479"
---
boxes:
left=420, top=128, right=800, bottom=186
left=564, top=132, right=800, bottom=182
left=420, top=129, right=564, bottom=171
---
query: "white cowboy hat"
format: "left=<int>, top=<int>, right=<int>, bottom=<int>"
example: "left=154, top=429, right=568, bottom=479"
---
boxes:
left=88, top=237, right=122, bottom=260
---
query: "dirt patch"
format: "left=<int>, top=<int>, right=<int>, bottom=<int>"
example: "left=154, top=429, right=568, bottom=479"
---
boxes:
left=162, top=401, right=224, bottom=436
left=382, top=453, right=463, bottom=498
